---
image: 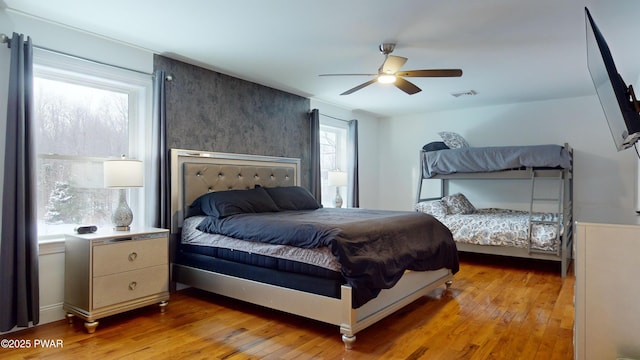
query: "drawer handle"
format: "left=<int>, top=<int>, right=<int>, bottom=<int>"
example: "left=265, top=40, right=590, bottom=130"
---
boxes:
left=129, top=281, right=137, bottom=291
left=128, top=252, right=138, bottom=262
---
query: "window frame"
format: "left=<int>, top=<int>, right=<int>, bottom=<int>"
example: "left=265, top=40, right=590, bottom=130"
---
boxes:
left=319, top=119, right=349, bottom=207
left=33, top=49, right=153, bottom=243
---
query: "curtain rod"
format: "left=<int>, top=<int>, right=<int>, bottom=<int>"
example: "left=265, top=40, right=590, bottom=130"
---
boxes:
left=320, top=113, right=352, bottom=123
left=1, top=32, right=153, bottom=77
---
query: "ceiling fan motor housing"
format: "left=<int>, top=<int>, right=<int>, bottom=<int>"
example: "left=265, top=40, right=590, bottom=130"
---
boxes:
left=379, top=43, right=396, bottom=55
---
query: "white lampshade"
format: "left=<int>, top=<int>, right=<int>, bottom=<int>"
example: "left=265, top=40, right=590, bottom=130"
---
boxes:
left=104, top=159, right=143, bottom=188
left=328, top=171, right=348, bottom=187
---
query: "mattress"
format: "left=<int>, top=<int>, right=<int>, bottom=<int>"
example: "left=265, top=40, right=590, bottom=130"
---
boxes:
left=177, top=216, right=345, bottom=298
left=433, top=208, right=561, bottom=252
left=422, top=144, right=572, bottom=178
left=175, top=251, right=344, bottom=299
left=181, top=215, right=341, bottom=273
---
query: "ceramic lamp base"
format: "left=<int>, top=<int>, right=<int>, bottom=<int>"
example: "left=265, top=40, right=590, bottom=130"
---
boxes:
left=112, top=188, right=133, bottom=231
left=334, top=188, right=343, bottom=208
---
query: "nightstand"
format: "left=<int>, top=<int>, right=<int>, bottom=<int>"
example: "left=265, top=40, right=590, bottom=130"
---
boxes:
left=64, top=227, right=170, bottom=333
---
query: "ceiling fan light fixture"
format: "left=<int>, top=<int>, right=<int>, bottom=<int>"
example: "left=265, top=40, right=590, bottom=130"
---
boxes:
left=322, top=42, right=463, bottom=95
left=377, top=74, right=396, bottom=84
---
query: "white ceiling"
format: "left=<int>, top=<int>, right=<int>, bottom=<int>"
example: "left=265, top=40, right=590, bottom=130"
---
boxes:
left=4, top=0, right=640, bottom=118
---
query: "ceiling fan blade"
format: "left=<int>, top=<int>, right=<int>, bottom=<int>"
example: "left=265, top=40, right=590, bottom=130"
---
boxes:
left=396, top=69, right=463, bottom=77
left=341, top=79, right=378, bottom=95
left=319, top=73, right=377, bottom=77
left=395, top=77, right=422, bottom=95
left=381, top=55, right=407, bottom=74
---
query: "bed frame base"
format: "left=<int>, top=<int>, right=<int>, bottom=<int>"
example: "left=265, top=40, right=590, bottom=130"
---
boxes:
left=173, top=263, right=453, bottom=349
left=456, top=241, right=573, bottom=277
left=170, top=149, right=456, bottom=349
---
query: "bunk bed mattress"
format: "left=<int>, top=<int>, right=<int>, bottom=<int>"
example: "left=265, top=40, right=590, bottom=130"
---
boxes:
left=437, top=208, right=561, bottom=251
left=422, top=144, right=572, bottom=178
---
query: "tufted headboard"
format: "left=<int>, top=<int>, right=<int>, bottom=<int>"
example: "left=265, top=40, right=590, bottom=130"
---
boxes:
left=169, top=148, right=300, bottom=237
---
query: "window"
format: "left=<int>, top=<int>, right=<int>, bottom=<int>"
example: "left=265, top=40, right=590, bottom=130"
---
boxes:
left=33, top=50, right=152, bottom=241
left=319, top=120, right=348, bottom=207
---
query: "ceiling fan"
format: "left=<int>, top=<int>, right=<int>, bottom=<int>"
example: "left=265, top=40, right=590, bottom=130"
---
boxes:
left=319, top=43, right=462, bottom=95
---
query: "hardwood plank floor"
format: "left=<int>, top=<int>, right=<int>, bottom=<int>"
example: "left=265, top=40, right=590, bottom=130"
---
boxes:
left=0, top=253, right=574, bottom=360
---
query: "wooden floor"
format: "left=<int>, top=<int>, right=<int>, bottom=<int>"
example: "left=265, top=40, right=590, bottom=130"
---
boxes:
left=0, top=253, right=574, bottom=360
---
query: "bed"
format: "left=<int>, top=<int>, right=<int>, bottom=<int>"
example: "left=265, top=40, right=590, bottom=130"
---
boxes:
left=415, top=139, right=573, bottom=278
left=169, top=149, right=459, bottom=349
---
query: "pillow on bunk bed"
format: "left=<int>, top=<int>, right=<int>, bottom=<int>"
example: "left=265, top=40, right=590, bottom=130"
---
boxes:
left=263, top=186, right=322, bottom=210
left=190, top=187, right=280, bottom=218
left=415, top=200, right=447, bottom=220
left=422, top=141, right=450, bottom=152
left=438, top=131, right=469, bottom=149
left=442, top=193, right=476, bottom=214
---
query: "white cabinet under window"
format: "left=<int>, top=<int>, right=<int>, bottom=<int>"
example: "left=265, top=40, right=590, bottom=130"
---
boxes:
left=574, top=212, right=640, bottom=360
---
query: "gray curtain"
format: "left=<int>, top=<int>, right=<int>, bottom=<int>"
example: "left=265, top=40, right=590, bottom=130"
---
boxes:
left=347, top=119, right=359, bottom=208
left=1, top=32, right=39, bottom=331
left=309, top=109, right=321, bottom=202
left=151, top=70, right=168, bottom=229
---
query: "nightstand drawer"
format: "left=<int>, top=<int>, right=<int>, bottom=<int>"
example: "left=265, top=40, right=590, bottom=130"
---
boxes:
left=93, top=237, right=168, bottom=277
left=93, top=265, right=168, bottom=309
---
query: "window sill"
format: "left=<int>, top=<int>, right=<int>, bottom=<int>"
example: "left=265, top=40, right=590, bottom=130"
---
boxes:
left=39, top=238, right=65, bottom=255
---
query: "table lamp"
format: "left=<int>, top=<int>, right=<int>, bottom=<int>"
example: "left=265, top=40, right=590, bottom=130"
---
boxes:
left=103, top=156, right=143, bottom=231
left=327, top=171, right=347, bottom=208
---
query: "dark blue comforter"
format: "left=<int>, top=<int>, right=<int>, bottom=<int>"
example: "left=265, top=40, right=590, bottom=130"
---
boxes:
left=197, top=207, right=459, bottom=307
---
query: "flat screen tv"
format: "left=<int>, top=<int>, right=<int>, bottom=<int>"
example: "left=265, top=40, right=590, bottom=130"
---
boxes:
left=585, top=7, right=640, bottom=151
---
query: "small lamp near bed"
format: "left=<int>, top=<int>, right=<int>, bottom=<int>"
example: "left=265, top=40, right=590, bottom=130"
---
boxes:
left=328, top=171, right=347, bottom=208
left=104, top=156, right=143, bottom=231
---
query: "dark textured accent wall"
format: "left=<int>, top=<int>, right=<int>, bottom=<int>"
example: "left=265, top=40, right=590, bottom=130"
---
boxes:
left=154, top=54, right=311, bottom=188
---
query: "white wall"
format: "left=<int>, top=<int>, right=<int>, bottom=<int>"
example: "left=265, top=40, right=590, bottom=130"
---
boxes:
left=0, top=9, right=154, bottom=332
left=3, top=11, right=152, bottom=73
left=309, top=99, right=382, bottom=209
left=378, top=95, right=638, bottom=218
left=0, top=11, right=11, bottom=225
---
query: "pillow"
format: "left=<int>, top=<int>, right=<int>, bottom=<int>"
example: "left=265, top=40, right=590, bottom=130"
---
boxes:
left=438, top=131, right=469, bottom=149
left=264, top=186, right=321, bottom=210
left=414, top=200, right=447, bottom=220
left=422, top=141, right=450, bottom=152
left=190, top=187, right=279, bottom=218
left=442, top=193, right=476, bottom=214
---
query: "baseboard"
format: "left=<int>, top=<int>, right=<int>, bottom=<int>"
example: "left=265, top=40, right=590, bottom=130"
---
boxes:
left=39, top=302, right=66, bottom=325
left=0, top=303, right=65, bottom=335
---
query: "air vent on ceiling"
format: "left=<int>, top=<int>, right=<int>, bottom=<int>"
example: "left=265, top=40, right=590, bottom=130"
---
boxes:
left=451, top=90, right=478, bottom=97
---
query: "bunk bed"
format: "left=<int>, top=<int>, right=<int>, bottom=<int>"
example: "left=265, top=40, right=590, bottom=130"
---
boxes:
left=415, top=142, right=574, bottom=277
left=170, top=149, right=459, bottom=349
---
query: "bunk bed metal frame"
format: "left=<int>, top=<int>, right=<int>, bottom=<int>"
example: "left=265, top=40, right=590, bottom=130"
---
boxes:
left=416, top=144, right=574, bottom=277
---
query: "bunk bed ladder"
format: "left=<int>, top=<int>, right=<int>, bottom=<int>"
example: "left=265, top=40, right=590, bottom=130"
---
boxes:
left=527, top=169, right=564, bottom=256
